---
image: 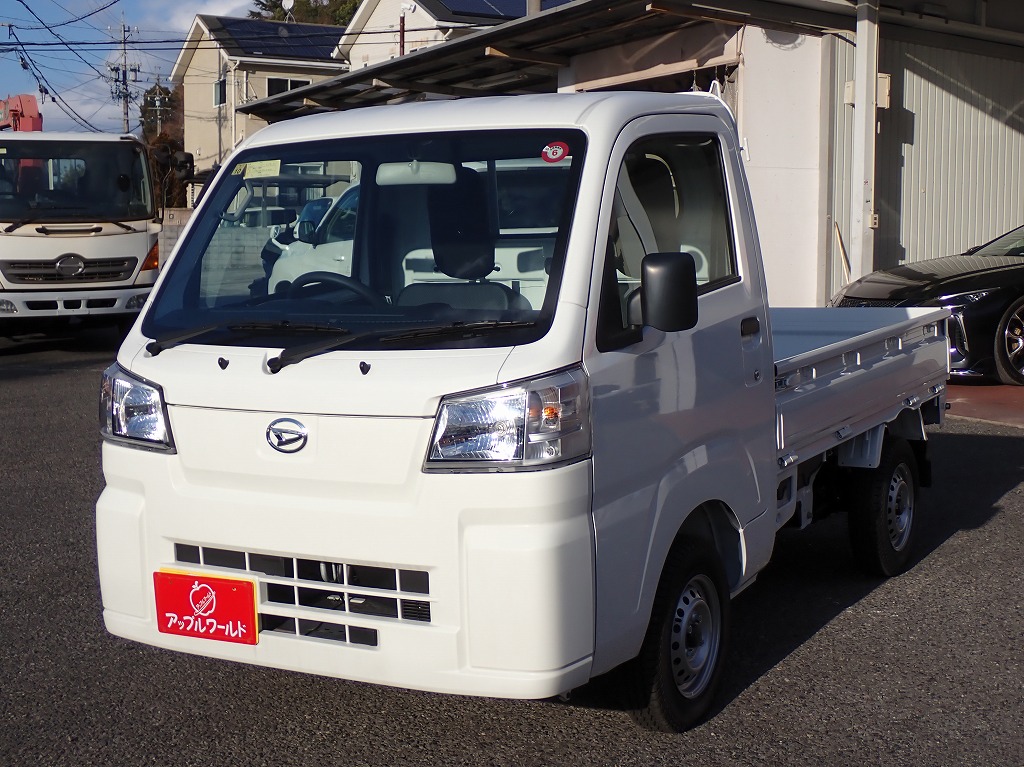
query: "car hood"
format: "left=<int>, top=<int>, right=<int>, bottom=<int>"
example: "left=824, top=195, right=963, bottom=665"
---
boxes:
left=841, top=253, right=1024, bottom=302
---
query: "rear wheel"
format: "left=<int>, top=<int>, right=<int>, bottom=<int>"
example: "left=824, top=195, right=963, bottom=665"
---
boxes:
left=624, top=537, right=730, bottom=732
left=994, top=296, right=1024, bottom=385
left=848, top=438, right=919, bottom=576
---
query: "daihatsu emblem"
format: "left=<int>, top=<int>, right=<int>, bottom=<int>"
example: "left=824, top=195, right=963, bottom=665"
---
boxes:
left=267, top=418, right=307, bottom=453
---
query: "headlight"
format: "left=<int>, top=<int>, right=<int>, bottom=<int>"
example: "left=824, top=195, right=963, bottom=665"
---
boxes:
left=938, top=290, right=992, bottom=307
left=426, top=367, right=590, bottom=472
left=100, top=363, right=174, bottom=451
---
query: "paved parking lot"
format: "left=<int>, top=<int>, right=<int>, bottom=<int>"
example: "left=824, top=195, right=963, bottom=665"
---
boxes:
left=1, top=327, right=1021, bottom=766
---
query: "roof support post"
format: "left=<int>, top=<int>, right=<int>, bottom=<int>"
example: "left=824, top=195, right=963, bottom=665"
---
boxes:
left=849, top=0, right=879, bottom=281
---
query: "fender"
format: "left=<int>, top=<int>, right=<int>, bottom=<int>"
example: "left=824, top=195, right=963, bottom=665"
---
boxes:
left=591, top=433, right=768, bottom=676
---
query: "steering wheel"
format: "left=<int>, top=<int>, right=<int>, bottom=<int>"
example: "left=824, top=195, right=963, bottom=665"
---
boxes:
left=286, top=271, right=388, bottom=308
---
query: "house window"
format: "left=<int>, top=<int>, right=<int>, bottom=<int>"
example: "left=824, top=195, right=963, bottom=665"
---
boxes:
left=267, top=78, right=311, bottom=97
left=213, top=78, right=227, bottom=107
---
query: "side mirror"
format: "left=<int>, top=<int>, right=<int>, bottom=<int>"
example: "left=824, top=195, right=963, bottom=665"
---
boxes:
left=296, top=219, right=316, bottom=244
left=172, top=151, right=195, bottom=181
left=627, top=252, right=698, bottom=332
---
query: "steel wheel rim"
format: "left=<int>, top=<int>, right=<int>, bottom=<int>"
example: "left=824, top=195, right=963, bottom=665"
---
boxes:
left=886, top=463, right=914, bottom=552
left=669, top=574, right=721, bottom=699
left=1004, top=305, right=1024, bottom=376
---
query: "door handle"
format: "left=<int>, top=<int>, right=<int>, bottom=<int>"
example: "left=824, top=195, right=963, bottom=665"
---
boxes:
left=740, top=316, right=760, bottom=337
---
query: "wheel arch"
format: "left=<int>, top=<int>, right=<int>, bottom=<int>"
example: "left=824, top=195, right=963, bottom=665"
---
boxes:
left=591, top=498, right=743, bottom=677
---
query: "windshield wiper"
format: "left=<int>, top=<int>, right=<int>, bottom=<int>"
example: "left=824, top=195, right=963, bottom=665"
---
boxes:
left=265, top=320, right=538, bottom=374
left=4, top=210, right=133, bottom=234
left=380, top=320, right=537, bottom=343
left=266, top=328, right=378, bottom=373
left=147, top=319, right=348, bottom=356
left=3, top=217, right=38, bottom=233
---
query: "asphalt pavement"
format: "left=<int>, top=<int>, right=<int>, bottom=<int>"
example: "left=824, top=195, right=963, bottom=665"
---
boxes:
left=1, top=326, right=1022, bottom=767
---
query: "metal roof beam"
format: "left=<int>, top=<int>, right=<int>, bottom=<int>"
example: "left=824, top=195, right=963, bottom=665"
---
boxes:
left=648, top=0, right=855, bottom=34
left=484, top=46, right=571, bottom=67
left=370, top=77, right=507, bottom=97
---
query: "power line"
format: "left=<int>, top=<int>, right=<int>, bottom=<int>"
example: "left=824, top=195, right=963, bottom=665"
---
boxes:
left=9, top=0, right=121, bottom=32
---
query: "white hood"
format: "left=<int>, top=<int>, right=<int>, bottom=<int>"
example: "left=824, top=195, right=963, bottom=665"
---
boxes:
left=126, top=342, right=514, bottom=417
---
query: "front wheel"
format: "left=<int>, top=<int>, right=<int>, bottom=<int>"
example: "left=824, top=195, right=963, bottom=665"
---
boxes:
left=848, top=438, right=920, bottom=577
left=994, top=296, right=1024, bottom=385
left=624, top=537, right=730, bottom=732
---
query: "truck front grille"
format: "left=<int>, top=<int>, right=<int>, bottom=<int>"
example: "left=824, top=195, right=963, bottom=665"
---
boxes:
left=0, top=257, right=138, bottom=284
left=174, top=544, right=432, bottom=647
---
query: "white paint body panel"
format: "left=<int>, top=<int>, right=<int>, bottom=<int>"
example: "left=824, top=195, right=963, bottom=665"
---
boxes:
left=97, top=93, right=949, bottom=700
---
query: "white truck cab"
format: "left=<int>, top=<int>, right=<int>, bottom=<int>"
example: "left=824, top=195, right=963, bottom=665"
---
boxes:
left=97, top=92, right=949, bottom=731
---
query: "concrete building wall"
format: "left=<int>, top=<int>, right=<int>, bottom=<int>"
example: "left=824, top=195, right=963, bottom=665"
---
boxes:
left=158, top=209, right=195, bottom=267
left=738, top=29, right=825, bottom=307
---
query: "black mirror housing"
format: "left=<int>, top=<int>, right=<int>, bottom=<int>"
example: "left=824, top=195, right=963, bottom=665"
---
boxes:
left=296, top=219, right=317, bottom=244
left=172, top=151, right=195, bottom=181
left=635, top=252, right=699, bottom=332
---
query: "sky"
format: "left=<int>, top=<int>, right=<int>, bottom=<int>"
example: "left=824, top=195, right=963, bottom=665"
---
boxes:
left=1, top=0, right=255, bottom=134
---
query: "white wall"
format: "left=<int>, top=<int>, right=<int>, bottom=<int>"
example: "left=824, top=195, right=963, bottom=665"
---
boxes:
left=348, top=0, right=448, bottom=68
left=739, top=30, right=825, bottom=307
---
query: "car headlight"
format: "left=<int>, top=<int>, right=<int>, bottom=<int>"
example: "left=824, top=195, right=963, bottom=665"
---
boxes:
left=937, top=290, right=991, bottom=307
left=100, top=363, right=175, bottom=451
left=425, top=367, right=590, bottom=472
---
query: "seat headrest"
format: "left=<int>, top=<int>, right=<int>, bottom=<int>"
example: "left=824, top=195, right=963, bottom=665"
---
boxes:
left=428, top=166, right=495, bottom=280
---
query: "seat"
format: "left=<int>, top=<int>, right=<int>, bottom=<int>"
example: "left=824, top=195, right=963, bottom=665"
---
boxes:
left=396, top=166, right=529, bottom=311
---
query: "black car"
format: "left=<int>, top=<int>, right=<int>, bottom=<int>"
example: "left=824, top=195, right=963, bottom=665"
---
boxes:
left=829, top=224, right=1024, bottom=385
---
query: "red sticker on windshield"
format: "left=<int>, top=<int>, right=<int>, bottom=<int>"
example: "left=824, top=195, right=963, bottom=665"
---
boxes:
left=541, top=142, right=570, bottom=163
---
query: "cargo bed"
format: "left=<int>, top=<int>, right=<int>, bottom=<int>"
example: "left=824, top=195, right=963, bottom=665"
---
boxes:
left=771, top=307, right=949, bottom=465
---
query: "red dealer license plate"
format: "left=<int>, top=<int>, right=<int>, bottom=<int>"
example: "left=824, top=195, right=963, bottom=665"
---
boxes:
left=154, top=571, right=258, bottom=646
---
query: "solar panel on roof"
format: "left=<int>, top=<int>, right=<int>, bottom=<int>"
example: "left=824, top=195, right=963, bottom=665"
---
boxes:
left=216, top=17, right=343, bottom=60
left=441, top=0, right=570, bottom=20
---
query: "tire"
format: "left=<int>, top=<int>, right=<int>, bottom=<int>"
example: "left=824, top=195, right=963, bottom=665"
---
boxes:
left=847, top=438, right=919, bottom=577
left=624, top=537, right=730, bottom=732
left=994, top=296, right=1024, bottom=386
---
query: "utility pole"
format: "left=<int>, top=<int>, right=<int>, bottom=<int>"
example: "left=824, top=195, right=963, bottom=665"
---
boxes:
left=108, top=22, right=140, bottom=133
left=147, top=75, right=169, bottom=137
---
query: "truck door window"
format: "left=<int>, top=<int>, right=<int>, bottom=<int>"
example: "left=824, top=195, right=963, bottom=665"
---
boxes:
left=598, top=134, right=737, bottom=347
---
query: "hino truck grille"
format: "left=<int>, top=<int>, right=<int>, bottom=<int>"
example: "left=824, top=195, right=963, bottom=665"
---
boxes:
left=174, top=544, right=432, bottom=647
left=0, top=256, right=138, bottom=284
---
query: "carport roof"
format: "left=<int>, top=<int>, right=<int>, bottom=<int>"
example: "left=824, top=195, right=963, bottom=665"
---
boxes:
left=238, top=0, right=1024, bottom=122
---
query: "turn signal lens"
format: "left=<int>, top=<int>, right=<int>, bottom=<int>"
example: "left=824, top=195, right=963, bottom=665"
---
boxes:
left=141, top=241, right=160, bottom=271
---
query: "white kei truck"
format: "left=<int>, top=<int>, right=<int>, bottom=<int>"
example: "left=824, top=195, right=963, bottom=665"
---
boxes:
left=97, top=92, right=949, bottom=732
left=0, top=132, right=163, bottom=335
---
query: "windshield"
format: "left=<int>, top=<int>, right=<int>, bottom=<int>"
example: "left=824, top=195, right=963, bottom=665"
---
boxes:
left=144, top=129, right=585, bottom=352
left=0, top=138, right=155, bottom=223
left=973, top=225, right=1024, bottom=257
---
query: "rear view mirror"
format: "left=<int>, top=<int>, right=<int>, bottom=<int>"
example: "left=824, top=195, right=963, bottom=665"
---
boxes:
left=376, top=161, right=456, bottom=186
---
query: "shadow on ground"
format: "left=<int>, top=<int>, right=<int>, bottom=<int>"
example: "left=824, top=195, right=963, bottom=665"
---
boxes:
left=567, top=424, right=1021, bottom=720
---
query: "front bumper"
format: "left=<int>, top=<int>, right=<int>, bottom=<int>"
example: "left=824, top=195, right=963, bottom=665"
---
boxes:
left=97, top=441, right=596, bottom=699
left=0, top=286, right=150, bottom=320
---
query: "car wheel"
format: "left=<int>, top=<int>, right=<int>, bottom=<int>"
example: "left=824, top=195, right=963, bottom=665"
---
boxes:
left=623, top=537, right=730, bottom=732
left=848, top=438, right=919, bottom=577
left=994, top=296, right=1024, bottom=385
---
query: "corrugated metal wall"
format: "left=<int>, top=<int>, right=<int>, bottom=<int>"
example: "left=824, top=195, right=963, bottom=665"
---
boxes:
left=828, top=37, right=1024, bottom=291
left=876, top=40, right=1024, bottom=269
